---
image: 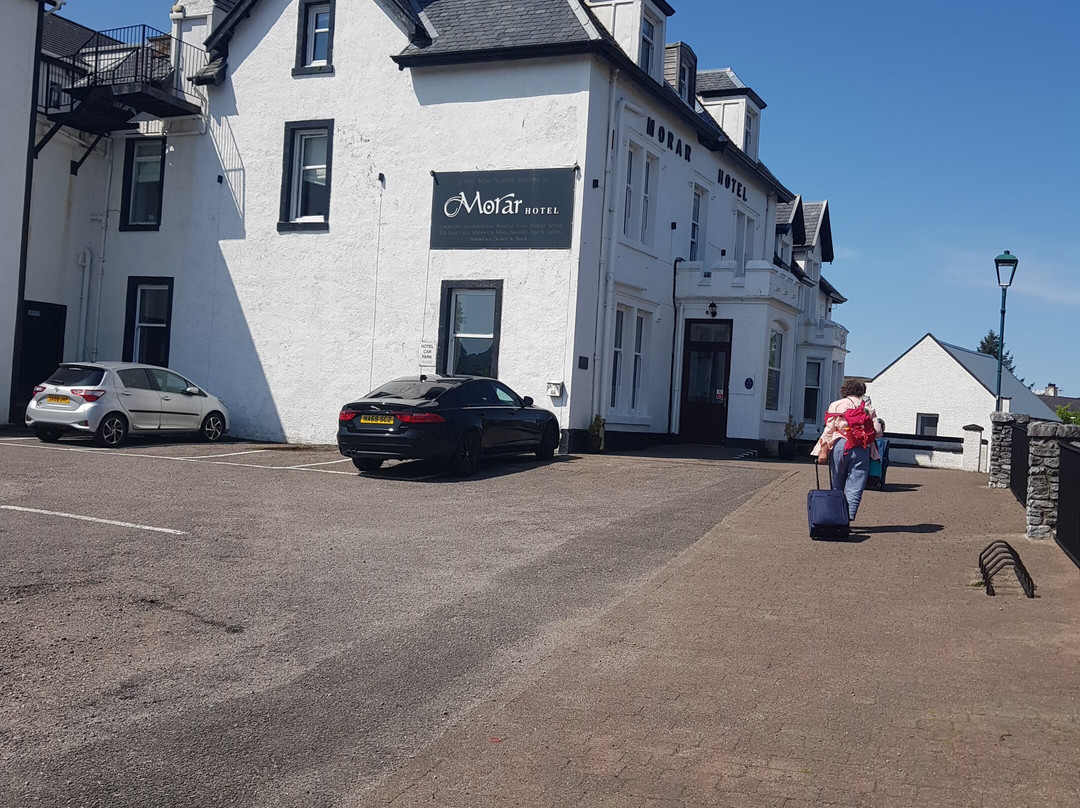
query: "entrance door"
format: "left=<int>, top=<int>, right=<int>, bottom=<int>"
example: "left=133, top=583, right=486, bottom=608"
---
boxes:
left=14, top=301, right=67, bottom=418
left=679, top=319, right=732, bottom=445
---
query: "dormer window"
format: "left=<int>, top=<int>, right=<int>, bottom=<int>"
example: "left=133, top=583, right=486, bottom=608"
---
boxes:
left=745, top=112, right=753, bottom=153
left=639, top=13, right=657, bottom=75
left=678, top=64, right=689, bottom=100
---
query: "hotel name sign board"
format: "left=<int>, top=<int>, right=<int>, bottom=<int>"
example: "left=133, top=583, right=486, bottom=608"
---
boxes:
left=430, top=168, right=575, bottom=250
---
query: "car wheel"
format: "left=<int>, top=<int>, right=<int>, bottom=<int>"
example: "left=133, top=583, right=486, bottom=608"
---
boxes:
left=450, top=431, right=481, bottom=476
left=200, top=412, right=226, bottom=442
left=535, top=422, right=559, bottom=460
left=351, top=458, right=383, bottom=472
left=34, top=426, right=64, bottom=443
left=93, top=413, right=128, bottom=448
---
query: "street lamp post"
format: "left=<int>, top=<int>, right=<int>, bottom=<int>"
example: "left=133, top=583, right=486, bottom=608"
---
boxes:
left=993, top=250, right=1019, bottom=412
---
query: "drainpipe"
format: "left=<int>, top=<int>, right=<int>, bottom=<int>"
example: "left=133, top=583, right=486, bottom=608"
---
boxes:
left=90, top=139, right=115, bottom=361
left=666, top=257, right=684, bottom=435
left=76, top=248, right=92, bottom=360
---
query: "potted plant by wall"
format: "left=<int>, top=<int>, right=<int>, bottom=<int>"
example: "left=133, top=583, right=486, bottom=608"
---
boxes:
left=587, top=414, right=606, bottom=452
left=779, top=414, right=804, bottom=460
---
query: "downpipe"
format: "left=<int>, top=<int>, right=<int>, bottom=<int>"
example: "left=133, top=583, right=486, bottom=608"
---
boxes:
left=666, top=257, right=684, bottom=435
left=90, top=138, right=115, bottom=361
left=76, top=247, right=91, bottom=360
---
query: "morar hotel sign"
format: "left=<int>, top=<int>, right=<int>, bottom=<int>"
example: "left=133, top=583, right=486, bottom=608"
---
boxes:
left=430, top=168, right=575, bottom=250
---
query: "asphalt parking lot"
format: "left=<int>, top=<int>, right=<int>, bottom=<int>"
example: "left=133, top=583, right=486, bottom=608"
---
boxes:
left=0, top=433, right=780, bottom=807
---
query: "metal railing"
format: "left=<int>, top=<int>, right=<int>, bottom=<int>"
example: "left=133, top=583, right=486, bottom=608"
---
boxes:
left=1057, top=442, right=1080, bottom=570
left=37, top=24, right=206, bottom=116
left=1009, top=422, right=1029, bottom=506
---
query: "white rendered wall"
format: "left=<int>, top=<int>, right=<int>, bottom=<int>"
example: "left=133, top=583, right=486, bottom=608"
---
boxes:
left=0, top=0, right=40, bottom=422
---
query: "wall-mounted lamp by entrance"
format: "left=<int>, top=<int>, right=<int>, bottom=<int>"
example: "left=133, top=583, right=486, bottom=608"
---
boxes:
left=707, top=301, right=717, bottom=318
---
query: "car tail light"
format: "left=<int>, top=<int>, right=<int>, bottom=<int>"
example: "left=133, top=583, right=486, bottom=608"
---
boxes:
left=71, top=389, right=106, bottom=402
left=33, top=385, right=45, bottom=395
left=393, top=412, right=446, bottom=424
left=339, top=410, right=358, bottom=422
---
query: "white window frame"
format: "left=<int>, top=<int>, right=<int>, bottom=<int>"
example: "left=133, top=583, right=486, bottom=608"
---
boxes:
left=290, top=129, right=329, bottom=222
left=734, top=210, right=756, bottom=276
left=610, top=308, right=624, bottom=409
left=448, top=288, right=497, bottom=377
left=690, top=186, right=706, bottom=262
left=678, top=63, right=689, bottom=101
left=744, top=111, right=754, bottom=154
left=640, top=154, right=656, bottom=244
left=305, top=3, right=331, bottom=67
left=133, top=284, right=169, bottom=364
left=639, top=12, right=657, bottom=75
left=766, top=329, right=783, bottom=412
left=917, top=413, right=939, bottom=437
left=609, top=303, right=653, bottom=417
left=623, top=144, right=637, bottom=237
left=631, top=312, right=645, bottom=411
left=803, top=360, right=822, bottom=426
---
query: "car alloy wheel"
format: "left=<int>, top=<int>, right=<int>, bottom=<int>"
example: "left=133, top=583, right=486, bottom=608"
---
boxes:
left=451, top=431, right=481, bottom=476
left=94, top=413, right=127, bottom=448
left=201, top=412, right=226, bottom=442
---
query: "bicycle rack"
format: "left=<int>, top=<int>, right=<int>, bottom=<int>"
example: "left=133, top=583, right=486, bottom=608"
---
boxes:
left=978, top=540, right=1035, bottom=598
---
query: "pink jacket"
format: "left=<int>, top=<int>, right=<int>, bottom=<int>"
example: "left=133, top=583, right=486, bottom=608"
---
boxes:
left=810, top=395, right=884, bottom=460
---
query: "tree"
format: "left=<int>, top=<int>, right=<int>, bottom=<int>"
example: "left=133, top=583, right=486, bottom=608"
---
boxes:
left=1057, top=405, right=1080, bottom=425
left=977, top=330, right=1016, bottom=373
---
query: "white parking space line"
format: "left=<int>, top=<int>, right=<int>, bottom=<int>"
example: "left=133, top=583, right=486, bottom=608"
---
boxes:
left=183, top=449, right=271, bottom=459
left=281, top=458, right=352, bottom=469
left=1, top=505, right=187, bottom=535
left=0, top=437, right=39, bottom=440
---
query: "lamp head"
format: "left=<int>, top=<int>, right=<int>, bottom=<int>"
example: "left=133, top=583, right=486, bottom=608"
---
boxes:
left=707, top=301, right=717, bottom=318
left=994, top=250, right=1019, bottom=288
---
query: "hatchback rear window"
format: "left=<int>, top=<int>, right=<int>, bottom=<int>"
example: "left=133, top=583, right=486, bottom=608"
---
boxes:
left=365, top=380, right=451, bottom=401
left=46, top=365, right=105, bottom=387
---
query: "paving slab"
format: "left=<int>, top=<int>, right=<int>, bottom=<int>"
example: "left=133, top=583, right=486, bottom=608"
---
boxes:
left=363, top=462, right=1080, bottom=807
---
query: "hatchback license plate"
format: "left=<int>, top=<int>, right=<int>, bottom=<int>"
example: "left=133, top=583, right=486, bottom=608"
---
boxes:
left=359, top=415, right=395, bottom=425
left=46, top=395, right=70, bottom=404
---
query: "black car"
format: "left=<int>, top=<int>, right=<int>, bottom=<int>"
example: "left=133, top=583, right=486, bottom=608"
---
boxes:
left=337, top=376, right=560, bottom=475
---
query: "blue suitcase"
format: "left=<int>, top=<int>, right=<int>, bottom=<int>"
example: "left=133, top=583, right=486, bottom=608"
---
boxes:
left=808, top=463, right=849, bottom=539
left=868, top=438, right=889, bottom=490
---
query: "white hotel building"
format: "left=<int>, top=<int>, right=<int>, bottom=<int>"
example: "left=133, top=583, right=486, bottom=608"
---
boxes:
left=5, top=0, right=849, bottom=451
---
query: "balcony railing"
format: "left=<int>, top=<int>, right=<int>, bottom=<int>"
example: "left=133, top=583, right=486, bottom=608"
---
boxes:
left=38, top=24, right=207, bottom=133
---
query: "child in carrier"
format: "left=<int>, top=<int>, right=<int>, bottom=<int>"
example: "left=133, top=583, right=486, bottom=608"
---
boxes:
left=810, top=380, right=884, bottom=521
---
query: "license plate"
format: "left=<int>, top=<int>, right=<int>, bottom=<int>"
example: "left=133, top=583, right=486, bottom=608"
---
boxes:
left=359, top=415, right=395, bottom=425
left=46, top=395, right=70, bottom=404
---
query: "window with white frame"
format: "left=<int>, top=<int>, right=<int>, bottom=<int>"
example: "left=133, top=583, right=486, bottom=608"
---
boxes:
left=639, top=13, right=657, bottom=75
left=443, top=284, right=501, bottom=378
left=766, top=329, right=783, bottom=411
left=123, top=277, right=173, bottom=367
left=689, top=186, right=705, bottom=261
left=279, top=120, right=333, bottom=231
left=917, top=413, right=939, bottom=436
left=734, top=210, right=756, bottom=275
left=121, top=138, right=165, bottom=231
left=678, top=63, right=689, bottom=101
left=610, top=305, right=652, bottom=415
left=294, top=0, right=334, bottom=74
left=803, top=360, right=821, bottom=425
left=622, top=144, right=658, bottom=246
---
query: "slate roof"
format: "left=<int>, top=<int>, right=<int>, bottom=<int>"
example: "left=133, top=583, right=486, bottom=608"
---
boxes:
left=695, top=67, right=766, bottom=109
left=41, top=13, right=102, bottom=58
left=800, top=201, right=833, bottom=263
left=398, top=0, right=592, bottom=57
left=1038, top=393, right=1080, bottom=414
left=818, top=275, right=846, bottom=304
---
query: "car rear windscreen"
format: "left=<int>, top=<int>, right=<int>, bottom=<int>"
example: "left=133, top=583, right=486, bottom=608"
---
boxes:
left=46, top=366, right=106, bottom=387
left=365, top=380, right=450, bottom=401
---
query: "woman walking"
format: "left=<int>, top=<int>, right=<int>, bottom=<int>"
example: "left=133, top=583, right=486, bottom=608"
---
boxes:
left=810, top=379, right=883, bottom=521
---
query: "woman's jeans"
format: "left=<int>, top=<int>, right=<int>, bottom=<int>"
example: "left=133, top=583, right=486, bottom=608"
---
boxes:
left=830, top=440, right=870, bottom=520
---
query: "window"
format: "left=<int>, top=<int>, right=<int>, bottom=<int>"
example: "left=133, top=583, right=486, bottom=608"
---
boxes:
left=120, top=138, right=165, bottom=231
left=438, top=281, right=503, bottom=378
left=803, top=361, right=821, bottom=424
left=745, top=112, right=753, bottom=154
left=623, top=145, right=637, bottom=237
left=610, top=309, right=624, bottom=409
left=123, top=277, right=173, bottom=367
left=734, top=211, right=756, bottom=275
left=278, top=120, right=333, bottom=232
left=294, top=0, right=334, bottom=75
left=917, top=413, right=939, bottom=436
left=766, top=330, right=783, bottom=411
left=610, top=305, right=652, bottom=415
left=148, top=368, right=191, bottom=395
left=639, top=14, right=656, bottom=75
left=689, top=187, right=705, bottom=261
left=678, top=63, right=689, bottom=101
left=640, top=155, right=656, bottom=244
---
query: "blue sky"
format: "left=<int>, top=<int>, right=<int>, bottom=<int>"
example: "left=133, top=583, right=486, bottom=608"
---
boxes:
left=59, top=0, right=1079, bottom=395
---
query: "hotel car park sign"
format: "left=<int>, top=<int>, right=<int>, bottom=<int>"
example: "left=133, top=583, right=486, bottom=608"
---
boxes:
left=430, top=168, right=575, bottom=250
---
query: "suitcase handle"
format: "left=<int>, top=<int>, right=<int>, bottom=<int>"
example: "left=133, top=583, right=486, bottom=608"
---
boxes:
left=815, top=453, right=835, bottom=490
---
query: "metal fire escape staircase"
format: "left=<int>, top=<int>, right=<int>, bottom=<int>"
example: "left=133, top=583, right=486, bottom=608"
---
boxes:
left=35, top=25, right=207, bottom=173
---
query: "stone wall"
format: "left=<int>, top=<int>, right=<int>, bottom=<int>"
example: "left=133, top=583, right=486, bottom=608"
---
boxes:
left=989, top=412, right=1030, bottom=489
left=1026, top=422, right=1080, bottom=540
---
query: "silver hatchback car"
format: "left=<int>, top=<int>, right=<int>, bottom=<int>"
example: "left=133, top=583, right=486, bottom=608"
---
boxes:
left=25, top=362, right=230, bottom=448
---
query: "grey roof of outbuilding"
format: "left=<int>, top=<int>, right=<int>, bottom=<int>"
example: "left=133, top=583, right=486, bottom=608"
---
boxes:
left=398, top=0, right=593, bottom=56
left=42, top=13, right=102, bottom=57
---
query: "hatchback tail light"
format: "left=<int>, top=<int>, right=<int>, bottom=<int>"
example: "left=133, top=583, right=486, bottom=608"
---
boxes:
left=339, top=411, right=358, bottom=422
left=71, top=389, right=106, bottom=402
left=393, top=412, right=446, bottom=424
left=33, top=385, right=45, bottom=396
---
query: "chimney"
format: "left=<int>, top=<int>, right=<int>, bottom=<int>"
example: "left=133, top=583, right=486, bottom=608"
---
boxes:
left=1046, top=383, right=1058, bottom=397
